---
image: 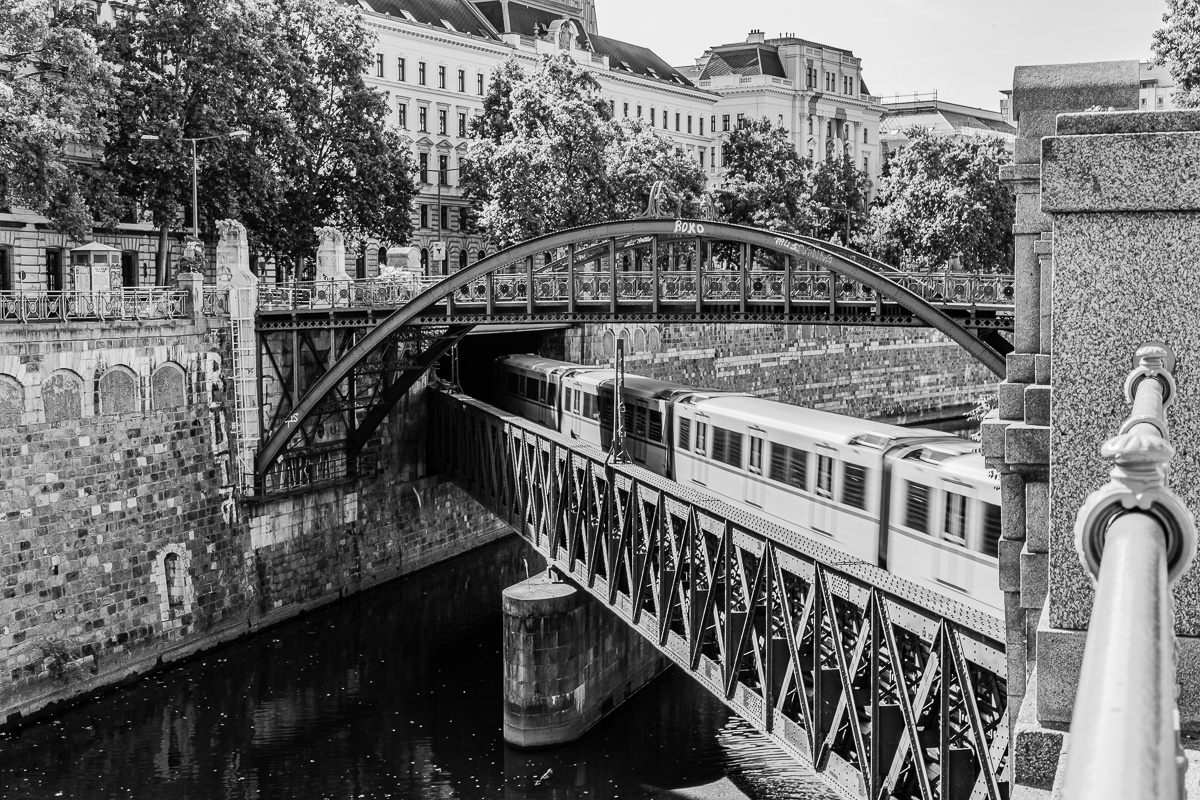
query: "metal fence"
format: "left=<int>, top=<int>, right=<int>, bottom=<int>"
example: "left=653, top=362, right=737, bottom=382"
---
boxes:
left=1062, top=343, right=1196, bottom=799
left=0, top=289, right=190, bottom=322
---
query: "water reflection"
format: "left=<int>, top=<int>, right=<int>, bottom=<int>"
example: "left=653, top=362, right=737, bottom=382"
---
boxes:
left=0, top=537, right=837, bottom=800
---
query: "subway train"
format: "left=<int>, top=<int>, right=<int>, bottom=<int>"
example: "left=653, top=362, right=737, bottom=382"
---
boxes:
left=492, top=354, right=1003, bottom=614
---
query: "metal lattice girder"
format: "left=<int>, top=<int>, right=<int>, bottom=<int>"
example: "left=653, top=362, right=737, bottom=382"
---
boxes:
left=429, top=391, right=1009, bottom=800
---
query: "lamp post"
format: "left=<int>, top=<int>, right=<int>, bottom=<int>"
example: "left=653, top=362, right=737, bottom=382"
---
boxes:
left=139, top=130, right=250, bottom=239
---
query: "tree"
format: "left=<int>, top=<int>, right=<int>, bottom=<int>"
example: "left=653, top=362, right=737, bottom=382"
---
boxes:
left=0, top=0, right=116, bottom=242
left=714, top=117, right=814, bottom=234
left=810, top=152, right=872, bottom=245
left=1153, top=0, right=1200, bottom=108
left=864, top=127, right=1014, bottom=273
left=462, top=55, right=705, bottom=248
left=100, top=0, right=415, bottom=280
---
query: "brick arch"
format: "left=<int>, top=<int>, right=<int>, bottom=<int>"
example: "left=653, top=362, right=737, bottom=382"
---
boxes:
left=96, top=365, right=139, bottom=416
left=42, top=369, right=84, bottom=424
left=0, top=373, right=24, bottom=428
left=151, top=362, right=187, bottom=411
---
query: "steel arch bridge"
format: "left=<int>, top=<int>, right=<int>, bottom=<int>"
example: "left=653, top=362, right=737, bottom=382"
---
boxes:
left=429, top=391, right=1009, bottom=800
left=252, top=218, right=1013, bottom=496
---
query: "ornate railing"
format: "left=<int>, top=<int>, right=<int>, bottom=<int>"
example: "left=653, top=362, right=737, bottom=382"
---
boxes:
left=431, top=391, right=1010, bottom=799
left=0, top=289, right=190, bottom=322
left=1062, top=343, right=1196, bottom=799
left=256, top=270, right=1014, bottom=313
left=201, top=286, right=229, bottom=316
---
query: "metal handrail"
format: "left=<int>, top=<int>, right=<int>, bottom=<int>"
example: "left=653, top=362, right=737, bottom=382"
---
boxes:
left=1063, top=342, right=1196, bottom=799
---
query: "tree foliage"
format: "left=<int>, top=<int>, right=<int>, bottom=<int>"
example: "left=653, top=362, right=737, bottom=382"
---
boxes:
left=462, top=55, right=704, bottom=248
left=99, top=0, right=414, bottom=275
left=1153, top=0, right=1200, bottom=108
left=0, top=0, right=116, bottom=241
left=864, top=127, right=1014, bottom=272
left=810, top=152, right=872, bottom=244
left=714, top=117, right=813, bottom=234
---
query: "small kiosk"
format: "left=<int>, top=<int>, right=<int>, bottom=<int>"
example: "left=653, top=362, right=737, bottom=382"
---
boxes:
left=71, top=242, right=122, bottom=293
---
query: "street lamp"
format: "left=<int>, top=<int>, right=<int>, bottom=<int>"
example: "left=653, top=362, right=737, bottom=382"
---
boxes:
left=139, top=129, right=250, bottom=239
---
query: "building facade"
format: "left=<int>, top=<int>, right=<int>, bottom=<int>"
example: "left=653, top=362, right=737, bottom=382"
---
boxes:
left=678, top=30, right=885, bottom=196
left=878, top=92, right=1017, bottom=157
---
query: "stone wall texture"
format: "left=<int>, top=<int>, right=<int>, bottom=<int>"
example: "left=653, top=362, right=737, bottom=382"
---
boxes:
left=0, top=319, right=511, bottom=727
left=549, top=322, right=996, bottom=422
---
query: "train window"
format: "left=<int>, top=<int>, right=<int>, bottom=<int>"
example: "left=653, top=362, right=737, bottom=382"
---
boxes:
left=842, top=464, right=867, bottom=509
left=816, top=455, right=833, bottom=498
left=574, top=388, right=582, bottom=414
left=546, top=383, right=556, bottom=406
left=648, top=410, right=663, bottom=442
left=748, top=436, right=764, bottom=475
left=712, top=427, right=743, bottom=468
left=583, top=393, right=595, bottom=419
left=905, top=482, right=931, bottom=532
left=524, top=377, right=540, bottom=401
left=623, top=403, right=636, bottom=432
left=943, top=492, right=967, bottom=545
left=981, top=502, right=1002, bottom=557
left=695, top=421, right=708, bottom=455
left=506, top=371, right=520, bottom=395
left=769, top=444, right=808, bottom=490
left=634, top=406, right=648, bottom=437
left=564, top=387, right=573, bottom=413
left=678, top=417, right=691, bottom=449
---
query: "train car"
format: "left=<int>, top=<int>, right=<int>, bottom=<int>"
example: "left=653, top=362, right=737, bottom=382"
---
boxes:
left=671, top=394, right=1002, bottom=613
left=559, top=370, right=694, bottom=474
left=492, top=355, right=589, bottom=429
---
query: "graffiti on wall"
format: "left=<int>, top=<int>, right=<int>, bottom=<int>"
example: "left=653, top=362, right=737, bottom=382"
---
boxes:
left=205, top=352, right=237, bottom=524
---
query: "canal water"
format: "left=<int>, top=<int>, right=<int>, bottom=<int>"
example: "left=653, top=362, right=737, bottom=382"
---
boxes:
left=0, top=536, right=839, bottom=800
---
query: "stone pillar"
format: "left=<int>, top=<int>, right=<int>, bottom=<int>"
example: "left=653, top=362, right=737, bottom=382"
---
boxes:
left=177, top=272, right=204, bottom=317
left=216, top=220, right=257, bottom=317
left=502, top=571, right=669, bottom=749
left=315, top=227, right=351, bottom=281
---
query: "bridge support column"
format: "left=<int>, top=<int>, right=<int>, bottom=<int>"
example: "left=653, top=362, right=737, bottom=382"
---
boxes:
left=502, top=571, right=669, bottom=749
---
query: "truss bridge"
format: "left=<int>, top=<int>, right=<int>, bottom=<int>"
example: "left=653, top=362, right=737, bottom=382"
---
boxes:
left=429, top=390, right=1010, bottom=800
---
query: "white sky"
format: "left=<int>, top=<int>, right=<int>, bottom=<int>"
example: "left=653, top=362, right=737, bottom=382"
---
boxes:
left=598, top=0, right=1168, bottom=111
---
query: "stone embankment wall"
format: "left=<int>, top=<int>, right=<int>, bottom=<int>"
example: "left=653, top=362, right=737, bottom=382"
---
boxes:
left=549, top=322, right=996, bottom=422
left=0, top=318, right=509, bottom=727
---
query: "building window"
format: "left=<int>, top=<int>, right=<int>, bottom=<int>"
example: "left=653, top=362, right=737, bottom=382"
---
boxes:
left=438, top=154, right=448, bottom=185
left=398, top=102, right=407, bottom=128
left=863, top=127, right=868, bottom=144
left=623, top=102, right=628, bottom=117
left=459, top=207, right=469, bottom=230
left=375, top=53, right=383, bottom=77
left=419, top=205, right=428, bottom=228
left=736, top=113, right=744, bottom=128
left=458, top=249, right=467, bottom=271
left=419, top=106, right=428, bottom=132
left=420, top=248, right=428, bottom=272
left=659, top=109, right=665, bottom=128
left=710, top=146, right=716, bottom=169
left=675, top=112, right=680, bottom=131
left=398, top=57, right=406, bottom=81
left=827, top=119, right=832, bottom=138
left=418, top=62, right=427, bottom=85
left=418, top=152, right=429, bottom=183
left=710, top=115, right=716, bottom=132
left=636, top=104, right=642, bottom=118
left=808, top=115, right=813, bottom=134
left=687, top=115, right=692, bottom=133
left=438, top=108, right=447, bottom=135
left=46, top=248, right=63, bottom=291
left=457, top=69, right=465, bottom=92
left=438, top=65, right=446, bottom=89
left=863, top=155, right=869, bottom=173
left=440, top=205, right=449, bottom=229
left=699, top=149, right=705, bottom=169
left=650, top=106, right=655, bottom=124
left=700, top=117, right=704, bottom=136
left=722, top=114, right=730, bottom=132
left=458, top=112, right=466, bottom=137
left=477, top=73, right=484, bottom=94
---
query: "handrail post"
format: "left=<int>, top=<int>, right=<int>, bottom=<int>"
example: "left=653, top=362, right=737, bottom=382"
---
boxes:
left=1062, top=342, right=1196, bottom=800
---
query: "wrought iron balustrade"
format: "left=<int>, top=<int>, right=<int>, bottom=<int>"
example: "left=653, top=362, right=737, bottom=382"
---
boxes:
left=430, top=390, right=1011, bottom=800
left=0, top=288, right=190, bottom=322
left=201, top=286, right=229, bottom=316
left=1062, top=343, right=1197, bottom=800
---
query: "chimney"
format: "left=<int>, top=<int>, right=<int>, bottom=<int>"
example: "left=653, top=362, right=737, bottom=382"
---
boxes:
left=746, top=29, right=765, bottom=44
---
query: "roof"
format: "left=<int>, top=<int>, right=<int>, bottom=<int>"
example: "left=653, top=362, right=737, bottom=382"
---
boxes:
left=355, top=0, right=499, bottom=39
left=496, top=354, right=592, bottom=374
left=498, top=1, right=592, bottom=47
left=589, top=33, right=696, bottom=86
left=699, top=46, right=786, bottom=81
left=570, top=370, right=698, bottom=401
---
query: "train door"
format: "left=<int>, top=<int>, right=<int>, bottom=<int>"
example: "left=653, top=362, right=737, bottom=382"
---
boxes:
left=811, top=452, right=835, bottom=536
left=933, top=488, right=968, bottom=591
left=692, top=418, right=710, bottom=485
left=744, top=431, right=765, bottom=507
left=627, top=402, right=648, bottom=465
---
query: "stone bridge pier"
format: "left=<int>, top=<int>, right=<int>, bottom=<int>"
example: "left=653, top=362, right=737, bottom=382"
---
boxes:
left=989, top=62, right=1200, bottom=796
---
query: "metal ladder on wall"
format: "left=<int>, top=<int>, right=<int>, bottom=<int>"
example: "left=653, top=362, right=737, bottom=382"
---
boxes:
left=227, top=286, right=260, bottom=496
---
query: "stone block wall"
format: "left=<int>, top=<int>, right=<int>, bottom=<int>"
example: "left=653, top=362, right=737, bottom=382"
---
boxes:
left=547, top=322, right=995, bottom=423
left=0, top=317, right=512, bottom=727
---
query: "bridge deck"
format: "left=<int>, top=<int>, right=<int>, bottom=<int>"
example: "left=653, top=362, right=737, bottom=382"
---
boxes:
left=430, top=390, right=1010, bottom=800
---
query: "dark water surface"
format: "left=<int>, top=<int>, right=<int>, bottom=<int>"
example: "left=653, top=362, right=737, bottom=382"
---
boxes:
left=0, top=536, right=838, bottom=800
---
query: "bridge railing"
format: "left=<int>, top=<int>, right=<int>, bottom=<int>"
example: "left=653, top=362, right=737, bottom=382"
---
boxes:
left=254, top=269, right=1015, bottom=313
left=1062, top=343, right=1196, bottom=799
left=0, top=288, right=191, bottom=322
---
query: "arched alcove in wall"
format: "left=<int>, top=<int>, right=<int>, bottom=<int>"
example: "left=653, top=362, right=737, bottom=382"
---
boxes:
left=0, top=373, right=23, bottom=428
left=42, top=369, right=84, bottom=424
left=151, top=362, right=187, bottom=411
left=97, top=366, right=139, bottom=415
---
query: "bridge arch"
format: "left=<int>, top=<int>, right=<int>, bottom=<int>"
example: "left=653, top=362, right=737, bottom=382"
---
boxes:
left=255, top=218, right=1009, bottom=483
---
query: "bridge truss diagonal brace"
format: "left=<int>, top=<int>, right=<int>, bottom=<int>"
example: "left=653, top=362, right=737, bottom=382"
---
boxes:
left=429, top=390, right=1011, bottom=800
